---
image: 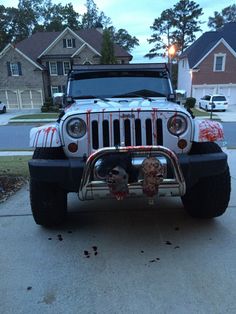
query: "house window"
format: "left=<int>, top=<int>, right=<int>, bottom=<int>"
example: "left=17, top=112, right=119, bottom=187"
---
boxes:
left=63, top=61, right=71, bottom=75
left=214, top=54, right=226, bottom=72
left=10, top=63, right=20, bottom=76
left=51, top=86, right=59, bottom=95
left=49, top=62, right=58, bottom=75
left=67, top=39, right=72, bottom=48
left=63, top=38, right=76, bottom=48
left=51, top=85, right=65, bottom=95
left=7, top=62, right=22, bottom=76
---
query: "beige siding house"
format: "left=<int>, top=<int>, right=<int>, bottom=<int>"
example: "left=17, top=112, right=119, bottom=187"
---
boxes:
left=0, top=27, right=132, bottom=110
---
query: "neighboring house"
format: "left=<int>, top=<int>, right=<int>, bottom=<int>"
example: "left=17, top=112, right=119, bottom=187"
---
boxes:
left=178, top=22, right=236, bottom=107
left=0, top=27, right=132, bottom=110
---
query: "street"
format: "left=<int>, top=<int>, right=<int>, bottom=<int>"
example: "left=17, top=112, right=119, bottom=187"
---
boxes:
left=221, top=122, right=236, bottom=148
left=0, top=121, right=235, bottom=150
left=0, top=150, right=236, bottom=313
left=0, top=124, right=34, bottom=150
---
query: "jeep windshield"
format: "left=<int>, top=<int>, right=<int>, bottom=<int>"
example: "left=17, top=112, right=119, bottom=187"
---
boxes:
left=68, top=70, right=172, bottom=99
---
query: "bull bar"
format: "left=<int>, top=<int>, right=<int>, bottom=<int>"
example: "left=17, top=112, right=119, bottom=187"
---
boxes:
left=78, top=146, right=186, bottom=201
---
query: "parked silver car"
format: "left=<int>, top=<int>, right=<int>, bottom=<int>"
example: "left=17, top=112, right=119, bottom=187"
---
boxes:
left=0, top=101, right=6, bottom=114
left=199, top=95, right=228, bottom=111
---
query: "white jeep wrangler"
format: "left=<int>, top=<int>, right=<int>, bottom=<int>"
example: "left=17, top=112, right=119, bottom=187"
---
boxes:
left=28, top=64, right=231, bottom=226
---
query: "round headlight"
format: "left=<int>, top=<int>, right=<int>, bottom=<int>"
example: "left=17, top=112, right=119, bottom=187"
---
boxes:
left=66, top=118, right=87, bottom=138
left=168, top=115, right=187, bottom=136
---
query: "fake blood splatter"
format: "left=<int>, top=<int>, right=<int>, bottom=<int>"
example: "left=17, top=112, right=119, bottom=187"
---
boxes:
left=86, top=109, right=92, bottom=155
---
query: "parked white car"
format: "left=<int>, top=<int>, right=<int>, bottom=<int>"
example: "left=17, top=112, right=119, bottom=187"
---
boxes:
left=199, top=95, right=228, bottom=111
left=0, top=101, right=6, bottom=114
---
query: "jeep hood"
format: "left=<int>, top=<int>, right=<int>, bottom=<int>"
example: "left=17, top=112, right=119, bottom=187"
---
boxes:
left=62, top=98, right=189, bottom=118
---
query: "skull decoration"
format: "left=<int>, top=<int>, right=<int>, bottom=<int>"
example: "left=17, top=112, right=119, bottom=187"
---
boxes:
left=106, top=166, right=129, bottom=200
left=142, top=157, right=164, bottom=198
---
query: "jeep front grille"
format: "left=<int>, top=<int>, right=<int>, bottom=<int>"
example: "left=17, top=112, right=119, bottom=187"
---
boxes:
left=91, top=118, right=163, bottom=149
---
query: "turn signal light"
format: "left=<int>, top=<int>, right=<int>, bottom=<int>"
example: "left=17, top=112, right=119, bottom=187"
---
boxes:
left=178, top=139, right=187, bottom=149
left=68, top=142, right=78, bottom=153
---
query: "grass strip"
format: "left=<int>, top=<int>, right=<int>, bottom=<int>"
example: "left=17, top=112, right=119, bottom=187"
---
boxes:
left=10, top=113, right=59, bottom=120
left=0, top=156, right=31, bottom=177
left=192, top=108, right=218, bottom=119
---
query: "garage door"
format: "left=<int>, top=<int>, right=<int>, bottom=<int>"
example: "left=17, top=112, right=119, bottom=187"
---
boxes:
left=0, top=90, right=19, bottom=109
left=192, top=86, right=215, bottom=105
left=19, top=90, right=43, bottom=109
left=193, top=85, right=236, bottom=107
left=0, top=89, right=43, bottom=109
left=218, top=86, right=236, bottom=106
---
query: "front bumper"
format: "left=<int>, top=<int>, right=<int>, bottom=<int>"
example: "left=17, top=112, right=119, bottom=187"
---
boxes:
left=28, top=145, right=228, bottom=200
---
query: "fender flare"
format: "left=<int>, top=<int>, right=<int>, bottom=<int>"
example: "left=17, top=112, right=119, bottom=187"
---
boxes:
left=30, top=123, right=62, bottom=147
left=193, top=119, right=224, bottom=142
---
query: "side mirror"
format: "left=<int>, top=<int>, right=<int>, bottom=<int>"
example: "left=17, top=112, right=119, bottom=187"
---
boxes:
left=175, top=90, right=186, bottom=105
left=52, top=93, right=64, bottom=108
left=63, top=95, right=74, bottom=107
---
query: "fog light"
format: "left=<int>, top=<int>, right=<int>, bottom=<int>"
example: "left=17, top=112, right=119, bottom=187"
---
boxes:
left=178, top=139, right=187, bottom=149
left=68, top=142, right=78, bottom=152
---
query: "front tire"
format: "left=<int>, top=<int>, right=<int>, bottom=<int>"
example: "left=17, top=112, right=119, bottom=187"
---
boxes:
left=30, top=179, right=67, bottom=226
left=182, top=142, right=231, bottom=218
left=30, top=147, right=67, bottom=226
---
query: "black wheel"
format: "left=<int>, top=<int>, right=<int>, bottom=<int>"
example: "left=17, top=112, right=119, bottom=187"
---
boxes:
left=2, top=106, right=6, bottom=113
left=182, top=142, right=231, bottom=218
left=30, top=147, right=67, bottom=226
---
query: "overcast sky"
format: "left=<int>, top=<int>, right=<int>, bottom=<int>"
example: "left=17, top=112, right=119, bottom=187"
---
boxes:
left=2, top=0, right=235, bottom=62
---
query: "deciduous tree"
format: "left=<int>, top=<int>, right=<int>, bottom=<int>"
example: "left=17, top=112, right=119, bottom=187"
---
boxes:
left=109, top=27, right=139, bottom=53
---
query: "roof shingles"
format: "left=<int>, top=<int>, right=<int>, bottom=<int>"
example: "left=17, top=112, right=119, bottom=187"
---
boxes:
left=180, top=22, right=236, bottom=68
left=15, top=28, right=132, bottom=65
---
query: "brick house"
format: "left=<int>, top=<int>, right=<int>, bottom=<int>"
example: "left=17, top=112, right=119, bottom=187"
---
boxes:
left=0, top=27, right=132, bottom=110
left=178, top=22, right=236, bottom=107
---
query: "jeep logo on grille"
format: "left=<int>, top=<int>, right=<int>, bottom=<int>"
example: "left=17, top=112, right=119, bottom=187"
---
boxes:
left=121, top=113, right=135, bottom=119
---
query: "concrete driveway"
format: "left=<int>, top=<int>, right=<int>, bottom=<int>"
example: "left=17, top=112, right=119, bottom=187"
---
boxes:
left=0, top=150, right=236, bottom=314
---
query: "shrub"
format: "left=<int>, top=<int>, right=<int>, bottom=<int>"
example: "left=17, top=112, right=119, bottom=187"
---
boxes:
left=184, top=97, right=196, bottom=109
left=41, top=97, right=59, bottom=112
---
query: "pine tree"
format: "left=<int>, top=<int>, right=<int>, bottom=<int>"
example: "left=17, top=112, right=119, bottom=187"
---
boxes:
left=146, top=0, right=203, bottom=58
left=208, top=4, right=236, bottom=30
left=100, top=29, right=116, bottom=64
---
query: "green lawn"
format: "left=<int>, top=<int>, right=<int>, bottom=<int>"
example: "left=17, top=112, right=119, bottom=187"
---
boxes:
left=191, top=108, right=218, bottom=119
left=11, top=113, right=59, bottom=120
left=0, top=156, right=31, bottom=177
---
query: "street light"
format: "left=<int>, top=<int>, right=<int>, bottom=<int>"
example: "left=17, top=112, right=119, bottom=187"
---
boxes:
left=168, top=45, right=175, bottom=81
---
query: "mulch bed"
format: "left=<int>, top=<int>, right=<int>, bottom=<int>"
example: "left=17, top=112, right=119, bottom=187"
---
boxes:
left=0, top=176, right=27, bottom=203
